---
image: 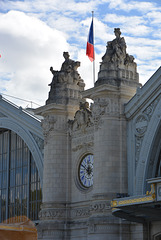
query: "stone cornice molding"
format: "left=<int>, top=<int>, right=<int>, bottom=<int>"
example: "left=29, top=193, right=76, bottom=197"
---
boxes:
left=34, top=103, right=79, bottom=118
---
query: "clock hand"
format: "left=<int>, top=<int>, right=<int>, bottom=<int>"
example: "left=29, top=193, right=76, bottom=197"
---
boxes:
left=81, top=164, right=88, bottom=171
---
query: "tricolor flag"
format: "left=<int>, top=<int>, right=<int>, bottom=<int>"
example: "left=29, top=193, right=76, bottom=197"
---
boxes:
left=86, top=19, right=95, bottom=62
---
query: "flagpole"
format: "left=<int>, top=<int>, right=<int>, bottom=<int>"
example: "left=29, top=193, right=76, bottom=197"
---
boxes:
left=92, top=11, right=95, bottom=86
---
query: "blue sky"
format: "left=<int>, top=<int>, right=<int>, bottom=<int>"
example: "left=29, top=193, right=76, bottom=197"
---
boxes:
left=0, top=0, right=161, bottom=107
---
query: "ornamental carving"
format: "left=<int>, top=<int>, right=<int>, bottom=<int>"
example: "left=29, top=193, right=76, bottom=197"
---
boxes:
left=135, top=96, right=161, bottom=166
left=135, top=136, right=143, bottom=166
left=91, top=97, right=119, bottom=129
left=144, top=97, right=160, bottom=120
left=135, top=115, right=148, bottom=136
left=41, top=115, right=67, bottom=144
left=41, top=116, right=56, bottom=141
left=70, top=102, right=94, bottom=134
left=91, top=99, right=108, bottom=129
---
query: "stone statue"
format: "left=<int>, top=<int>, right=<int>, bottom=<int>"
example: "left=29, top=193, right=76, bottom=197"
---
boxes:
left=61, top=52, right=76, bottom=72
left=46, top=52, right=85, bottom=105
left=49, top=52, right=81, bottom=85
left=102, top=28, right=135, bottom=65
left=96, top=28, right=139, bottom=86
left=105, top=28, right=126, bottom=63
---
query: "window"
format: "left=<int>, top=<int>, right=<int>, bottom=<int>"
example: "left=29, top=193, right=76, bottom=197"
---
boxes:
left=0, top=129, right=42, bottom=223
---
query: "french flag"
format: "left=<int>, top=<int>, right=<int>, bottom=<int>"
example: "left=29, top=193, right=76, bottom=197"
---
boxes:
left=86, top=19, right=95, bottom=62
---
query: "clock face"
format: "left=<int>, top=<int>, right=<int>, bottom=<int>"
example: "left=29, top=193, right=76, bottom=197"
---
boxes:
left=79, top=154, right=93, bottom=188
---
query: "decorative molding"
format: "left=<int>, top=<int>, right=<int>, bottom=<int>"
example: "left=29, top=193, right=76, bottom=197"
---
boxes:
left=41, top=115, right=67, bottom=144
left=135, top=136, right=143, bottom=166
left=91, top=98, right=108, bottom=130
left=135, top=96, right=161, bottom=166
left=135, top=115, right=148, bottom=136
left=143, top=97, right=160, bottom=121
left=91, top=97, right=120, bottom=130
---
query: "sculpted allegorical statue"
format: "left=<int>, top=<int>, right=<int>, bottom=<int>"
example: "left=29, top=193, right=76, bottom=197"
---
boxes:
left=49, top=52, right=81, bottom=85
left=102, top=28, right=135, bottom=66
left=102, top=28, right=126, bottom=64
left=46, top=51, right=85, bottom=105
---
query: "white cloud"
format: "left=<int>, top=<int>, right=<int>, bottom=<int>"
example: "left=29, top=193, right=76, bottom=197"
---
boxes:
left=1, top=0, right=98, bottom=15
left=104, top=14, right=146, bottom=25
left=146, top=11, right=161, bottom=25
left=108, top=0, right=158, bottom=13
left=104, top=13, right=151, bottom=37
left=0, top=10, right=69, bottom=107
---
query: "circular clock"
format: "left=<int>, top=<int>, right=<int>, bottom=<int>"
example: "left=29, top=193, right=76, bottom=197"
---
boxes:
left=79, top=154, right=93, bottom=188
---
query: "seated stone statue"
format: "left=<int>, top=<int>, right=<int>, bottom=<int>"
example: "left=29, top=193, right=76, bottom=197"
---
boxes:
left=49, top=52, right=81, bottom=85
left=102, top=28, right=127, bottom=64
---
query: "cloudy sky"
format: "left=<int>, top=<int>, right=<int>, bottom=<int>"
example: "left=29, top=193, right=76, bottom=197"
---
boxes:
left=0, top=0, right=161, bottom=108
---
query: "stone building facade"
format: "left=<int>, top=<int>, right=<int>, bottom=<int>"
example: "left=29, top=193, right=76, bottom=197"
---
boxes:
left=1, top=28, right=161, bottom=239
left=34, top=28, right=148, bottom=239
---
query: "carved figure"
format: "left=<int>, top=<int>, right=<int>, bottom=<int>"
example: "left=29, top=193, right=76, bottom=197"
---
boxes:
left=102, top=28, right=127, bottom=64
left=72, top=102, right=94, bottom=131
left=61, top=52, right=76, bottom=72
left=49, top=52, right=81, bottom=85
left=101, top=28, right=137, bottom=67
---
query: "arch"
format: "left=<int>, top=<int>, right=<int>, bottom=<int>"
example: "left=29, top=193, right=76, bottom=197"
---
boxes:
left=0, top=118, right=43, bottom=186
left=136, top=98, right=161, bottom=195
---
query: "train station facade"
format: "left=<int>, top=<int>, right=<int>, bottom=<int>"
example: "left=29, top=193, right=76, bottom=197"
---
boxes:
left=0, top=28, right=161, bottom=239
